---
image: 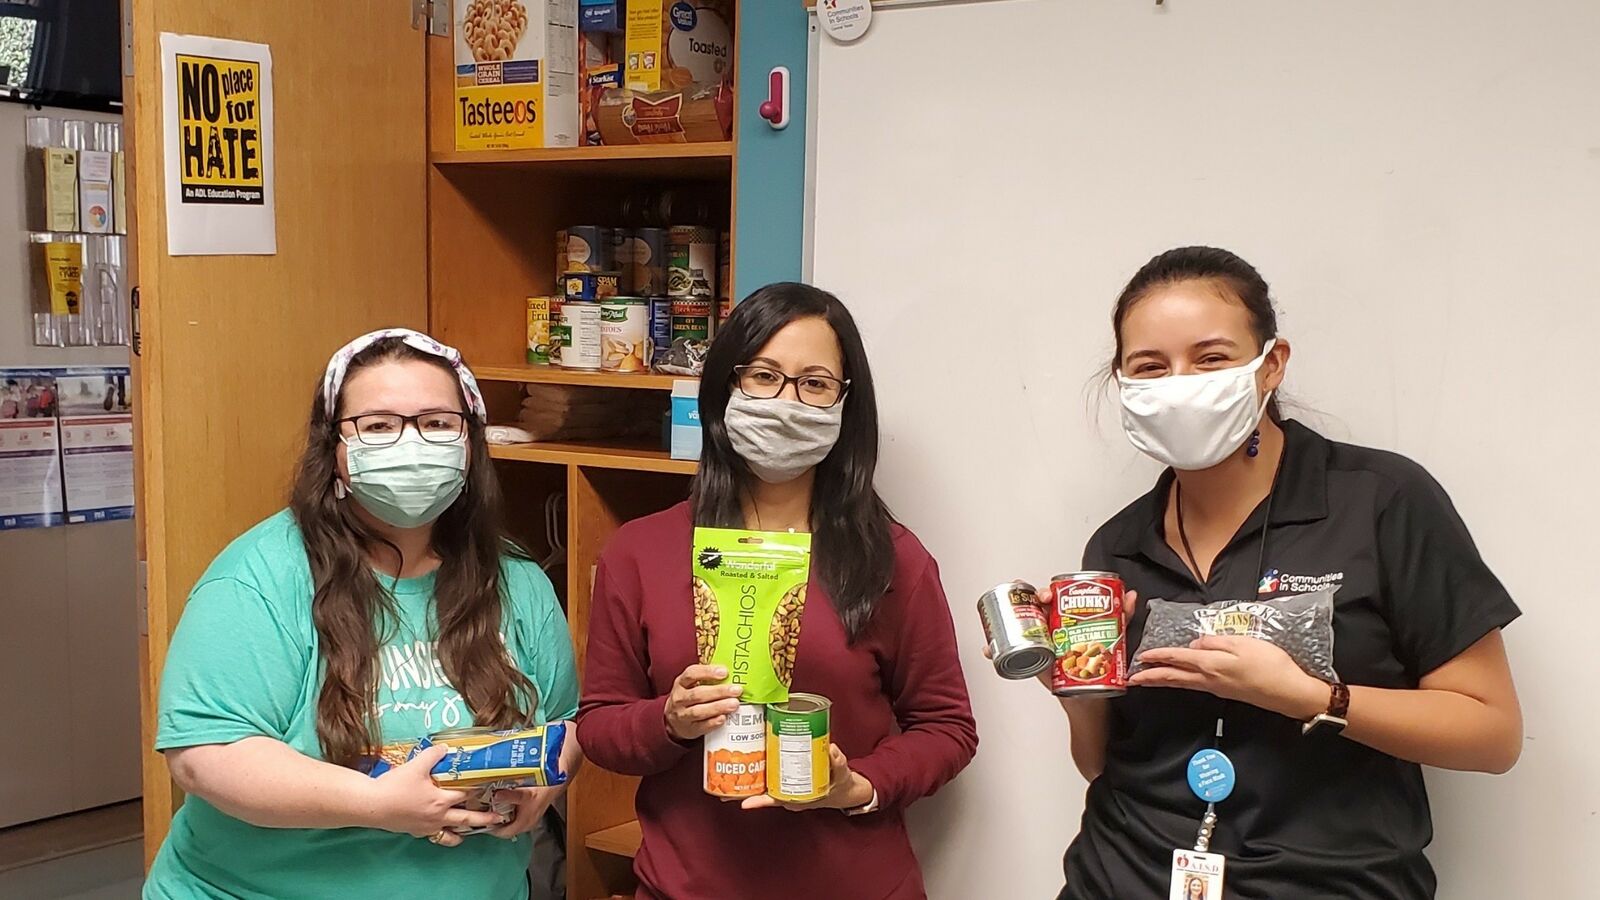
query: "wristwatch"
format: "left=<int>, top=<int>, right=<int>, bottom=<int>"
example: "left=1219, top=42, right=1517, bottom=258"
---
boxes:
left=1302, top=682, right=1350, bottom=735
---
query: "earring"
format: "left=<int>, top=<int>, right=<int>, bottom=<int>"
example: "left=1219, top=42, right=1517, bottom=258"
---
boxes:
left=1246, top=429, right=1261, bottom=458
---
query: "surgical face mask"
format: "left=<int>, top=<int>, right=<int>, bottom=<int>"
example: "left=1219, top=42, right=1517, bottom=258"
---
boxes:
left=341, top=430, right=467, bottom=528
left=1117, top=340, right=1277, bottom=471
left=724, top=393, right=844, bottom=484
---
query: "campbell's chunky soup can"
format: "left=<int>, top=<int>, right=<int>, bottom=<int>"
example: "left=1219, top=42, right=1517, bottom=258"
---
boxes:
left=1047, top=571, right=1127, bottom=697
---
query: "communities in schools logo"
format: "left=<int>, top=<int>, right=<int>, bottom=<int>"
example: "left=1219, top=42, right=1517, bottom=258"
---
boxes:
left=1259, top=569, right=1344, bottom=595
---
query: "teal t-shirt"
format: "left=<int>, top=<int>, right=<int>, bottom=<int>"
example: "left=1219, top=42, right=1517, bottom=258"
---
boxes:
left=144, top=510, right=579, bottom=900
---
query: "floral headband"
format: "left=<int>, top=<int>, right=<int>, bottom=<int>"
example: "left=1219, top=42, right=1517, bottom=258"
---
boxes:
left=321, top=327, right=487, bottom=421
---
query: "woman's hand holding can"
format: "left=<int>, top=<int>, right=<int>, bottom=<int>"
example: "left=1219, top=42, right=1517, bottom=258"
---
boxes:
left=360, top=743, right=506, bottom=847
left=665, top=664, right=744, bottom=741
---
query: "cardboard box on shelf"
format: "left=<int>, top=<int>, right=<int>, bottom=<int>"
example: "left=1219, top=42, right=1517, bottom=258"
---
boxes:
left=595, top=82, right=733, bottom=145
left=454, top=0, right=579, bottom=151
left=624, top=0, right=734, bottom=93
left=581, top=31, right=624, bottom=146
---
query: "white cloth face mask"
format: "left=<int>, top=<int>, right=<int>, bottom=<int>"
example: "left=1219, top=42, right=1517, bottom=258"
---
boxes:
left=1117, top=340, right=1277, bottom=471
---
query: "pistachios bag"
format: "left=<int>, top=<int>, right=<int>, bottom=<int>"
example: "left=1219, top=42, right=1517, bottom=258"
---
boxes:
left=692, top=527, right=811, bottom=705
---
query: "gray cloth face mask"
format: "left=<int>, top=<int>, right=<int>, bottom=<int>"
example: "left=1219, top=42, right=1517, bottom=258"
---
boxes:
left=723, top=394, right=844, bottom=484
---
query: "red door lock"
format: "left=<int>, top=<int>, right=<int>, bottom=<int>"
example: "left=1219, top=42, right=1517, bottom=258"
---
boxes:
left=758, top=66, right=791, bottom=130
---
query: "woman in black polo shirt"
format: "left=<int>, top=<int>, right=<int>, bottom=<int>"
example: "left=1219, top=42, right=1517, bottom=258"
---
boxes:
left=1052, top=247, right=1523, bottom=900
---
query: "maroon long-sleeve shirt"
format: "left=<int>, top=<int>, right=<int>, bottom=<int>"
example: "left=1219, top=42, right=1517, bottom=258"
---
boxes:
left=576, top=502, right=978, bottom=900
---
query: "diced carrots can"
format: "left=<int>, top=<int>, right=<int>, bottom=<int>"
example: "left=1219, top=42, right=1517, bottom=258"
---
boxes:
left=704, top=703, right=767, bottom=797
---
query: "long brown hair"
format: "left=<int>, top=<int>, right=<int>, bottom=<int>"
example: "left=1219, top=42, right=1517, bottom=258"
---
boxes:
left=289, top=338, right=535, bottom=768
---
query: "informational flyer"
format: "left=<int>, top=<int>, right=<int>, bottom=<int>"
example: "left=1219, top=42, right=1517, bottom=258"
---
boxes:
left=0, top=369, right=65, bottom=530
left=160, top=33, right=276, bottom=255
left=56, top=367, right=134, bottom=524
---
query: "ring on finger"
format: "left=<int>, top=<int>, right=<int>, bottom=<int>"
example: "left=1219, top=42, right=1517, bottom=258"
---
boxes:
left=427, top=829, right=449, bottom=844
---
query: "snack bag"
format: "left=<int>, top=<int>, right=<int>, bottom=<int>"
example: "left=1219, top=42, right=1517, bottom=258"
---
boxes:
left=1130, top=588, right=1338, bottom=681
left=691, top=527, right=811, bottom=703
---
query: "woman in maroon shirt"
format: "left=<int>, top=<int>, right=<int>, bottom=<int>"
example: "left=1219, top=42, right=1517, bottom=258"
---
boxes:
left=578, top=283, right=978, bottom=900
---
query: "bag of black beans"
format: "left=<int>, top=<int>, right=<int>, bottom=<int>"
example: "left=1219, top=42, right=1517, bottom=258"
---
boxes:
left=1130, top=587, right=1338, bottom=682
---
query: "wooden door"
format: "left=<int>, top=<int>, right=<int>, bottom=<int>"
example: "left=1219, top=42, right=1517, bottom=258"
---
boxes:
left=126, top=0, right=429, bottom=864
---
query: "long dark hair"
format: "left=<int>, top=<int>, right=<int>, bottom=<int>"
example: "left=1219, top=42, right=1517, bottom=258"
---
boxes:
left=289, top=338, right=535, bottom=768
left=693, top=283, right=895, bottom=640
left=1108, top=245, right=1283, bottom=420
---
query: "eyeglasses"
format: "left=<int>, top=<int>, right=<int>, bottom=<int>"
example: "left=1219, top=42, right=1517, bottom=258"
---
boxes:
left=338, top=411, right=467, bottom=446
left=733, top=365, right=850, bottom=409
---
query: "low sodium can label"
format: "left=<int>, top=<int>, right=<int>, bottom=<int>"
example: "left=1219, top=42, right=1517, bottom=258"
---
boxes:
left=704, top=703, right=766, bottom=798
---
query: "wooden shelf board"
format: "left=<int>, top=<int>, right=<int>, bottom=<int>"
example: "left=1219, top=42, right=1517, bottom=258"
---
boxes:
left=584, top=820, right=642, bottom=859
left=432, top=143, right=734, bottom=179
left=490, top=440, right=697, bottom=475
left=475, top=365, right=692, bottom=392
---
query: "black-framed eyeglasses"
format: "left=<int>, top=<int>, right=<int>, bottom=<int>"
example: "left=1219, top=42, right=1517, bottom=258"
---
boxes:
left=733, top=365, right=850, bottom=409
left=338, top=411, right=467, bottom=446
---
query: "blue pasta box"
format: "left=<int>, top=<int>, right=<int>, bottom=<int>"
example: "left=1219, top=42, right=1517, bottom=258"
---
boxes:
left=580, top=0, right=622, bottom=32
left=366, top=722, right=569, bottom=789
left=671, top=379, right=702, bottom=461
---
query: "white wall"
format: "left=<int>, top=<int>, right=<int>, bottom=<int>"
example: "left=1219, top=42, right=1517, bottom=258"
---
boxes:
left=811, top=2, right=1597, bottom=897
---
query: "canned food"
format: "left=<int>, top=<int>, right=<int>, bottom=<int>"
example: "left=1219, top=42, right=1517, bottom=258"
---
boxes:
left=556, top=301, right=603, bottom=370
left=977, top=581, right=1055, bottom=679
left=668, top=225, right=717, bottom=299
left=649, top=296, right=672, bottom=361
left=705, top=703, right=766, bottom=798
left=718, top=296, right=733, bottom=325
left=767, top=693, right=831, bottom=802
left=554, top=229, right=568, bottom=292
left=622, top=227, right=668, bottom=296
left=599, top=297, right=650, bottom=373
left=1047, top=571, right=1128, bottom=697
left=563, top=225, right=613, bottom=276
left=673, top=297, right=715, bottom=345
left=565, top=271, right=621, bottom=301
left=526, top=296, right=553, bottom=365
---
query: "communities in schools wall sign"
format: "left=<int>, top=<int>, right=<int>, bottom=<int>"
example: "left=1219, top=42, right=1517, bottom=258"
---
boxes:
left=159, top=34, right=276, bottom=255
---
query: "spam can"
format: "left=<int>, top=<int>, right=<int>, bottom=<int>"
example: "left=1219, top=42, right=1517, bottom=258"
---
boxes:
left=766, top=693, right=831, bottom=802
left=565, top=270, right=622, bottom=301
left=704, top=703, right=767, bottom=798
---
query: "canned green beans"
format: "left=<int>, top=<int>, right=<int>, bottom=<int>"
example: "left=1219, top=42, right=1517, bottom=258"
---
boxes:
left=766, top=693, right=831, bottom=803
left=977, top=581, right=1055, bottom=679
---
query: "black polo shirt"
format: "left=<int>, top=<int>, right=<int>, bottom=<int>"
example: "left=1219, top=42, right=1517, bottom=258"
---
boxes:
left=1061, top=420, right=1520, bottom=900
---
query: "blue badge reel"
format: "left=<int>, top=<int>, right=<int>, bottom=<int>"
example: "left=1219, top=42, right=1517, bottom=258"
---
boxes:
left=1187, top=749, right=1236, bottom=804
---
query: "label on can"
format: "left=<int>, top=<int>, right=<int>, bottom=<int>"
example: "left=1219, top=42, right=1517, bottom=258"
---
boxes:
left=668, top=226, right=717, bottom=299
left=649, top=296, right=673, bottom=359
left=1048, top=572, right=1127, bottom=695
left=673, top=297, right=714, bottom=343
left=526, top=296, right=552, bottom=365
left=766, top=693, right=830, bottom=802
left=565, top=226, right=613, bottom=275
left=599, top=297, right=650, bottom=373
left=623, top=227, right=669, bottom=296
left=554, top=229, right=568, bottom=292
left=705, top=703, right=767, bottom=797
left=565, top=271, right=622, bottom=301
left=557, top=301, right=603, bottom=370
left=718, top=296, right=733, bottom=324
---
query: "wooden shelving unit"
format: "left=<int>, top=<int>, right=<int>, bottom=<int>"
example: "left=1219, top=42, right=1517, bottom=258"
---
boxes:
left=489, top=441, right=697, bottom=476
left=475, top=365, right=688, bottom=392
left=431, top=142, right=734, bottom=178
left=423, top=14, right=742, bottom=900
left=584, top=820, right=644, bottom=859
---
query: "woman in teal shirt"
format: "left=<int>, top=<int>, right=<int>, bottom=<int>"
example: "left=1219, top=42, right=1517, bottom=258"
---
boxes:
left=145, top=329, right=581, bottom=900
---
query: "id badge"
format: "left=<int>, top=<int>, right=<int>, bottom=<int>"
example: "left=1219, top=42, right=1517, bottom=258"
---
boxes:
left=1169, top=849, right=1226, bottom=900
